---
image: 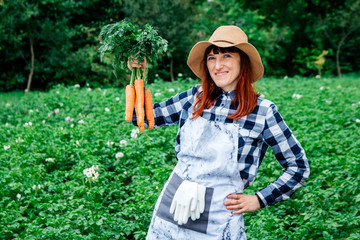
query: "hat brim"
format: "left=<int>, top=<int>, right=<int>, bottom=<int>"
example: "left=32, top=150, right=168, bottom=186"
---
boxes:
left=187, top=41, right=264, bottom=83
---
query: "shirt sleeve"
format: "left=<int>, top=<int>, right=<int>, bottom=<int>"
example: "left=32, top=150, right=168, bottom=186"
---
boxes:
left=131, top=85, right=198, bottom=128
left=256, top=103, right=310, bottom=207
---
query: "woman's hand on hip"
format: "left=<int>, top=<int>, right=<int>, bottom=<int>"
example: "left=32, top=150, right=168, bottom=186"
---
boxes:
left=224, top=193, right=260, bottom=214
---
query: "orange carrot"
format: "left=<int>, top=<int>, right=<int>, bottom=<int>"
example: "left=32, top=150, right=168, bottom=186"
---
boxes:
left=134, top=78, right=145, bottom=132
left=125, top=85, right=136, bottom=121
left=144, top=88, right=154, bottom=130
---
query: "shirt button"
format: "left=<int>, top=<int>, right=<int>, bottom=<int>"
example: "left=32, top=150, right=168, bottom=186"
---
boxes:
left=221, top=104, right=224, bottom=107
left=216, top=118, right=220, bottom=121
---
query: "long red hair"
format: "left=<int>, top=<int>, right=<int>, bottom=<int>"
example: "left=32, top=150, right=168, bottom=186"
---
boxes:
left=193, top=45, right=259, bottom=120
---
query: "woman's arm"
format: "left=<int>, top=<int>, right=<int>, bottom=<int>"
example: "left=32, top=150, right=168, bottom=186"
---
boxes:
left=255, top=103, right=310, bottom=207
left=131, top=85, right=198, bottom=128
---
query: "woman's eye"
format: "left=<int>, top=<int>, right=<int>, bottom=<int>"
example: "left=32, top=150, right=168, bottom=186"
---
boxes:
left=207, top=56, right=215, bottom=61
left=224, top=54, right=231, bottom=58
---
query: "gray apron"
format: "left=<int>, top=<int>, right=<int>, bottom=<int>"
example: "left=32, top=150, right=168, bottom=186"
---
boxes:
left=146, top=115, right=246, bottom=240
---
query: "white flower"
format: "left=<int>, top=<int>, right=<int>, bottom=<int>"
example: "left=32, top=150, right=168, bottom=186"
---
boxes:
left=123, top=171, right=127, bottom=175
left=78, top=120, right=85, bottom=124
left=54, top=108, right=60, bottom=115
left=48, top=112, right=52, bottom=117
left=29, top=110, right=34, bottom=113
left=36, top=109, right=39, bottom=112
left=284, top=76, right=288, bottom=79
left=76, top=140, right=80, bottom=145
left=65, top=116, right=71, bottom=122
left=131, top=128, right=140, bottom=138
left=56, top=91, right=60, bottom=94
left=74, top=84, right=80, bottom=88
left=16, top=194, right=21, bottom=199
left=94, top=172, right=99, bottom=179
left=45, top=158, right=54, bottom=162
left=38, top=184, right=41, bottom=189
left=106, top=141, right=114, bottom=147
left=116, top=152, right=124, bottom=159
left=356, top=119, right=360, bottom=123
left=4, top=145, right=10, bottom=150
left=105, top=108, right=110, bottom=112
left=320, top=86, right=324, bottom=90
left=6, top=103, right=11, bottom=107
left=5, top=123, right=9, bottom=127
left=28, top=122, right=32, bottom=126
left=42, top=120, right=46, bottom=124
left=86, top=83, right=90, bottom=87
left=120, top=140, right=127, bottom=147
left=156, top=186, right=159, bottom=190
left=154, top=92, right=162, bottom=97
left=16, top=137, right=24, bottom=143
left=32, top=185, right=36, bottom=190
left=70, top=124, right=74, bottom=128
left=168, top=88, right=175, bottom=92
left=178, top=73, right=183, bottom=77
left=24, top=122, right=28, bottom=127
left=83, top=168, right=89, bottom=175
left=87, top=88, right=92, bottom=92
left=292, top=94, right=302, bottom=99
left=315, top=75, right=321, bottom=78
left=116, top=97, right=120, bottom=101
left=325, top=100, right=332, bottom=104
left=86, top=172, right=92, bottom=178
left=59, top=103, right=64, bottom=107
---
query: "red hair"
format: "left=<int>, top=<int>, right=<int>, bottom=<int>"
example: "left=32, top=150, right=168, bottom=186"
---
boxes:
left=193, top=46, right=259, bottom=120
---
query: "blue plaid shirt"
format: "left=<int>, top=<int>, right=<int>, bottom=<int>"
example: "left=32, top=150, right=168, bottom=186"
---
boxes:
left=144, top=84, right=309, bottom=207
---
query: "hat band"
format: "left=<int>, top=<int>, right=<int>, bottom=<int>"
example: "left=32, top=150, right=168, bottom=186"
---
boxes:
left=213, top=40, right=234, bottom=44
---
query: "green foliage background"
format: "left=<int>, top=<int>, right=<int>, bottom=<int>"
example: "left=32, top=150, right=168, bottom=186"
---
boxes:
left=1, top=0, right=359, bottom=91
left=0, top=76, right=359, bottom=239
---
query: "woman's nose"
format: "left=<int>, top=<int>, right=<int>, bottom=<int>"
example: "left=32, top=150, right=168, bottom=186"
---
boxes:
left=215, top=59, right=223, bottom=70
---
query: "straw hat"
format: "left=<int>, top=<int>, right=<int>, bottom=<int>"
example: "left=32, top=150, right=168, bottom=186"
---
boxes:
left=187, top=26, right=264, bottom=82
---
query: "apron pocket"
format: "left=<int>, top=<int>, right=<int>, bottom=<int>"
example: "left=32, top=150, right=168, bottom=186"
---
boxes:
left=155, top=173, right=214, bottom=234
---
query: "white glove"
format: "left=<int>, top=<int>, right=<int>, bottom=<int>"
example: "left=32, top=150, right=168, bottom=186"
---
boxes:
left=190, top=184, right=206, bottom=221
left=169, top=180, right=198, bottom=225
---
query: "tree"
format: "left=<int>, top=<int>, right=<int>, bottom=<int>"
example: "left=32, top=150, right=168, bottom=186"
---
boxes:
left=0, top=0, right=125, bottom=91
left=316, top=0, right=360, bottom=77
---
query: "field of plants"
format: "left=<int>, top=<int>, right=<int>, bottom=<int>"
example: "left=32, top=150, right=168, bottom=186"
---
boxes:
left=0, top=75, right=359, bottom=239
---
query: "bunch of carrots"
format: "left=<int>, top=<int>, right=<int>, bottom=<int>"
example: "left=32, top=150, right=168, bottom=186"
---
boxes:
left=125, top=57, right=154, bottom=132
left=98, top=20, right=167, bottom=133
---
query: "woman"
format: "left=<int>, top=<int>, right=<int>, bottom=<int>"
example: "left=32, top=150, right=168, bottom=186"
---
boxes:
left=131, top=25, right=310, bottom=239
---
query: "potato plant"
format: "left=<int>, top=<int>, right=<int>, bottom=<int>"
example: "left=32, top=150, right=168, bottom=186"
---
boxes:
left=0, top=75, right=359, bottom=239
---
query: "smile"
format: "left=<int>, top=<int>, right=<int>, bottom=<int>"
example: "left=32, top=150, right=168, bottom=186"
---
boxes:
left=215, top=71, right=228, bottom=76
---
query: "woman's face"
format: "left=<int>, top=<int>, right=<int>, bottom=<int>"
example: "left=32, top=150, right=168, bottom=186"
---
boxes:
left=206, top=50, right=241, bottom=92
